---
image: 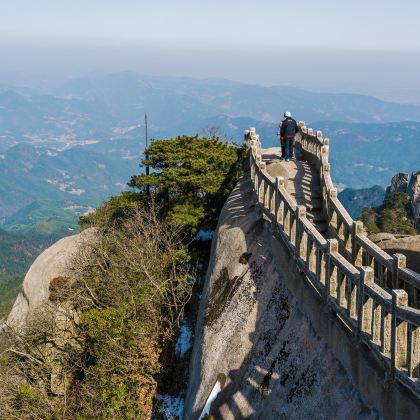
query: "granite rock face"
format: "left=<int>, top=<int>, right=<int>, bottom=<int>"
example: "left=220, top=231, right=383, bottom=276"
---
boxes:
left=389, top=172, right=409, bottom=194
left=185, top=175, right=377, bottom=419
left=6, top=228, right=96, bottom=329
left=408, top=171, right=420, bottom=225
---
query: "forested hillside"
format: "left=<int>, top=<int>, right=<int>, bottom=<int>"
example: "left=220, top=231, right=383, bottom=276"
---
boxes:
left=0, top=134, right=244, bottom=418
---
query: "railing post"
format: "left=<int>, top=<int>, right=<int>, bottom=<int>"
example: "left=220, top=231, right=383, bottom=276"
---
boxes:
left=391, top=290, right=408, bottom=376
left=325, top=239, right=338, bottom=301
left=275, top=176, right=285, bottom=225
left=328, top=188, right=338, bottom=230
left=352, top=221, right=364, bottom=267
left=321, top=145, right=329, bottom=164
left=357, top=267, right=374, bottom=337
left=260, top=162, right=267, bottom=206
left=392, top=253, right=406, bottom=289
left=296, top=206, right=306, bottom=260
left=408, top=325, right=420, bottom=378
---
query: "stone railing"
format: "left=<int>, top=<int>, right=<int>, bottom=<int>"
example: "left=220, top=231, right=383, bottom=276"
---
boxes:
left=295, top=122, right=420, bottom=310
left=244, top=127, right=420, bottom=398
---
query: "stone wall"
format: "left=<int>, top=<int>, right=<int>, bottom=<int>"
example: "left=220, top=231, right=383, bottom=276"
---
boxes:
left=244, top=126, right=420, bottom=403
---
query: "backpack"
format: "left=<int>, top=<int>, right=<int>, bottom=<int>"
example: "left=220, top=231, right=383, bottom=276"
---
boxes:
left=282, top=118, right=298, bottom=139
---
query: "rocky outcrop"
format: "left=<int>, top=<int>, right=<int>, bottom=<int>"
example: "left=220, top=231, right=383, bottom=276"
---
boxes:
left=408, top=171, right=420, bottom=226
left=6, top=228, right=96, bottom=329
left=389, top=172, right=409, bottom=193
left=370, top=233, right=420, bottom=273
left=185, top=175, right=382, bottom=419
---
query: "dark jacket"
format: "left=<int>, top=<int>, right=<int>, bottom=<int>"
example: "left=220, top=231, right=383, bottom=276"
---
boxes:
left=280, top=117, right=299, bottom=139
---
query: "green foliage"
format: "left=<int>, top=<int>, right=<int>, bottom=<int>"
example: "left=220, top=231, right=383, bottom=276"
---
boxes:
left=359, top=207, right=380, bottom=234
left=360, top=192, right=417, bottom=235
left=0, top=133, right=245, bottom=418
left=384, top=192, right=410, bottom=209
left=70, top=209, right=193, bottom=418
left=128, top=135, right=244, bottom=234
left=0, top=275, right=24, bottom=320
left=381, top=208, right=416, bottom=234
left=0, top=229, right=41, bottom=278
left=379, top=192, right=416, bottom=234
left=79, top=191, right=143, bottom=229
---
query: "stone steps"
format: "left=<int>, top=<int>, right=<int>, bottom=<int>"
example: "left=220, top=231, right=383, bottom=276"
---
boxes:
left=307, top=211, right=325, bottom=224
left=306, top=199, right=323, bottom=212
left=315, top=222, right=328, bottom=234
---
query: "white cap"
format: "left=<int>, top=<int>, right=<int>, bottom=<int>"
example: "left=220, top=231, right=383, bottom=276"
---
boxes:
left=284, top=111, right=292, bottom=118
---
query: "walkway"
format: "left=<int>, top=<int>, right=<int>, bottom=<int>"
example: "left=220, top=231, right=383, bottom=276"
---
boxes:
left=261, top=147, right=327, bottom=234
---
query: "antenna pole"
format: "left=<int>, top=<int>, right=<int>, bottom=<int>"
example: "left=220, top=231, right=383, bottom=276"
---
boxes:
left=145, top=112, right=150, bottom=176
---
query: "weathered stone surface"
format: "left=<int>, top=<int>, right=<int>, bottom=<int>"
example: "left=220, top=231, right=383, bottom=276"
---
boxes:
left=377, top=234, right=420, bottom=273
left=185, top=175, right=378, bottom=419
left=408, top=171, right=420, bottom=225
left=389, top=172, right=409, bottom=193
left=369, top=232, right=396, bottom=243
left=6, top=228, right=96, bottom=329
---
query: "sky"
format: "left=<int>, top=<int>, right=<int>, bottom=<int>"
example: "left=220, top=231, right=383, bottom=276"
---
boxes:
left=1, top=0, right=420, bottom=101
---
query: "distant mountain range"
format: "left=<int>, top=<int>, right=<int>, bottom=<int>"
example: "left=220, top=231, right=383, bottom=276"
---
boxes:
left=0, top=72, right=419, bottom=316
left=56, top=73, right=420, bottom=125
left=338, top=185, right=386, bottom=219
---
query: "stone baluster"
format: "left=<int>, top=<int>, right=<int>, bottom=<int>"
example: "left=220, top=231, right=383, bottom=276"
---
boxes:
left=328, top=188, right=338, bottom=229
left=348, top=273, right=358, bottom=320
left=372, top=301, right=382, bottom=345
left=316, top=130, right=323, bottom=141
left=275, top=176, right=285, bottom=225
left=357, top=266, right=374, bottom=336
left=408, top=324, right=420, bottom=378
left=391, top=290, right=408, bottom=374
left=307, top=236, right=317, bottom=274
left=392, top=253, right=406, bottom=290
left=325, top=239, right=339, bottom=301
left=352, top=221, right=364, bottom=267
left=296, top=206, right=307, bottom=260
left=321, top=144, right=329, bottom=164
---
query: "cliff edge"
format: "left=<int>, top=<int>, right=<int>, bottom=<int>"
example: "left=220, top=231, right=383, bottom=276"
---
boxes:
left=185, top=172, right=379, bottom=419
left=6, top=228, right=95, bottom=329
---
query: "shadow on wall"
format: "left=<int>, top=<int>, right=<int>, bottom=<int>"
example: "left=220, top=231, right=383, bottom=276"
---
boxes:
left=191, top=164, right=375, bottom=419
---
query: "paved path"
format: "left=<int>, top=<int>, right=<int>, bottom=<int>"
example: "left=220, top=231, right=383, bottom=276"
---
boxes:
left=261, top=147, right=327, bottom=234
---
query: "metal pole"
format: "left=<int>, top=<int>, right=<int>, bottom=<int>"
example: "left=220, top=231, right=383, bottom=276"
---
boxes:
left=145, top=112, right=149, bottom=176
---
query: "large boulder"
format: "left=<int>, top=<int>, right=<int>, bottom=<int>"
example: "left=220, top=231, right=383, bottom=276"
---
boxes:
left=389, top=172, right=409, bottom=193
left=6, top=228, right=96, bottom=329
left=376, top=234, right=420, bottom=273
left=408, top=171, right=420, bottom=226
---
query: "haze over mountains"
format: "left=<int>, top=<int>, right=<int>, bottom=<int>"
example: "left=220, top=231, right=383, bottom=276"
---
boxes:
left=0, top=72, right=419, bottom=285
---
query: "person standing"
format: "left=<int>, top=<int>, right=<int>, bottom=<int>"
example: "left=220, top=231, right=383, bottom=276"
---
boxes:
left=277, top=116, right=286, bottom=160
left=279, top=111, right=298, bottom=162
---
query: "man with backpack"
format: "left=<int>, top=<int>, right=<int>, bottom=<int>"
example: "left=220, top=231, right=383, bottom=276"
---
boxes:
left=277, top=111, right=299, bottom=162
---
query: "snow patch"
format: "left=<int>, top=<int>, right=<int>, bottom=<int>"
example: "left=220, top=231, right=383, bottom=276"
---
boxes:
left=175, top=323, right=192, bottom=357
left=199, top=379, right=222, bottom=419
left=156, top=394, right=184, bottom=419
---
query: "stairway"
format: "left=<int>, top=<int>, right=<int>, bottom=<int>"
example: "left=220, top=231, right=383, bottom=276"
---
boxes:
left=262, top=148, right=328, bottom=235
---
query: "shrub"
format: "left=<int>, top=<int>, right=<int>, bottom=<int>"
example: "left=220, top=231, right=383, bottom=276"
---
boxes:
left=0, top=208, right=193, bottom=419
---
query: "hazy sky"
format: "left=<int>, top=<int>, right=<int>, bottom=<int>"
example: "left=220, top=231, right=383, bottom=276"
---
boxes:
left=2, top=0, right=420, bottom=51
left=2, top=0, right=420, bottom=101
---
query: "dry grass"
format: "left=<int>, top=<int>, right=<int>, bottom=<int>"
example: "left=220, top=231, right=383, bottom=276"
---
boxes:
left=0, top=207, right=193, bottom=419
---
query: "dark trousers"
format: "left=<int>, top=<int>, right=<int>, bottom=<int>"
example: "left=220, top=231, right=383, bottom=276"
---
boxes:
left=280, top=139, right=286, bottom=158
left=285, top=138, right=294, bottom=159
